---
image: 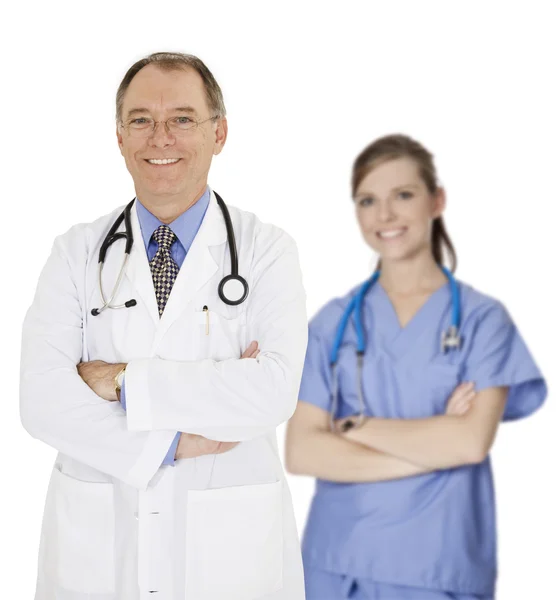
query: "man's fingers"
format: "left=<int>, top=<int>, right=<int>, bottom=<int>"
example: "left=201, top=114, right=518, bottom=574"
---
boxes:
left=241, top=341, right=259, bottom=359
left=217, top=441, right=240, bottom=454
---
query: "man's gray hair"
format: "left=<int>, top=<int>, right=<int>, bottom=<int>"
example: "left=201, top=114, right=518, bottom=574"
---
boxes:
left=116, top=52, right=226, bottom=122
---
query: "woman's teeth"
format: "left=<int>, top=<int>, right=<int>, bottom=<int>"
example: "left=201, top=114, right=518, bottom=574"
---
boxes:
left=377, top=228, right=407, bottom=239
left=147, top=158, right=180, bottom=165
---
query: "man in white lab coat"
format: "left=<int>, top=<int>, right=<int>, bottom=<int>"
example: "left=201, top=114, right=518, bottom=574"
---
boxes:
left=20, top=52, right=308, bottom=600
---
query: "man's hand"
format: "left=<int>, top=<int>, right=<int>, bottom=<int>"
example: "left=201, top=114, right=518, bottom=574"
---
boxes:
left=175, top=433, right=240, bottom=459
left=175, top=341, right=260, bottom=460
left=77, top=360, right=126, bottom=402
left=241, top=340, right=259, bottom=359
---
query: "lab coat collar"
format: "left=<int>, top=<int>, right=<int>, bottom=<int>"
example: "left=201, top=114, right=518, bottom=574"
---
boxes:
left=125, top=189, right=228, bottom=332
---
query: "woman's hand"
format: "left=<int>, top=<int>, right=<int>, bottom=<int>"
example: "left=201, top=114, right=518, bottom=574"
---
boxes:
left=332, top=381, right=477, bottom=434
left=445, top=382, right=476, bottom=416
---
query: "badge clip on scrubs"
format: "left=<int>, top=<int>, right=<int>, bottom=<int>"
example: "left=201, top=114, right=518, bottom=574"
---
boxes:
left=329, top=266, right=462, bottom=433
left=91, top=192, right=249, bottom=316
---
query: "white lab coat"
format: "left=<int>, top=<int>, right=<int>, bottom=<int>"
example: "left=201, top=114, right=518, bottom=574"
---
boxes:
left=20, top=190, right=308, bottom=600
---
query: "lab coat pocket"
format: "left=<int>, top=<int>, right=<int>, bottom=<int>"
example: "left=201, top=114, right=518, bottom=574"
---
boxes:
left=46, top=466, right=115, bottom=594
left=184, top=480, right=283, bottom=600
left=195, top=309, right=245, bottom=361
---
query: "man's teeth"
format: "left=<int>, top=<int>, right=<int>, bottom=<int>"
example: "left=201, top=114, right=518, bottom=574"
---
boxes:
left=378, top=228, right=406, bottom=239
left=147, top=158, right=180, bottom=165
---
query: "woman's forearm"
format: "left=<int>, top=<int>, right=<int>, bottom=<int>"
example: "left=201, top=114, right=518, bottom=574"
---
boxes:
left=285, top=428, right=433, bottom=483
left=343, top=415, right=479, bottom=469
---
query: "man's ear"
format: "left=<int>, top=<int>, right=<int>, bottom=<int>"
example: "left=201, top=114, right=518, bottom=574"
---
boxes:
left=213, top=117, right=228, bottom=156
left=116, top=125, right=124, bottom=156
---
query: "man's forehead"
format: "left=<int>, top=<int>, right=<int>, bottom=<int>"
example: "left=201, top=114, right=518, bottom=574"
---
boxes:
left=122, top=65, right=207, bottom=115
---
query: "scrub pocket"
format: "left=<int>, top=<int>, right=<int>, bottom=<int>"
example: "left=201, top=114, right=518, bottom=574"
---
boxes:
left=184, top=479, right=284, bottom=600
left=45, top=466, right=116, bottom=594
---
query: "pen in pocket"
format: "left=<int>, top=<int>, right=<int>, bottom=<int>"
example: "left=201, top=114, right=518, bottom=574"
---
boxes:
left=203, top=305, right=209, bottom=335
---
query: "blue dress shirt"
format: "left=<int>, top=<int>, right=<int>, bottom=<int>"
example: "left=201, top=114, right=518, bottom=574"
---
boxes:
left=120, top=187, right=211, bottom=466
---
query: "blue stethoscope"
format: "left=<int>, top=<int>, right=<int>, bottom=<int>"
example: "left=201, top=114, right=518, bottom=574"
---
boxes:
left=329, top=266, right=462, bottom=432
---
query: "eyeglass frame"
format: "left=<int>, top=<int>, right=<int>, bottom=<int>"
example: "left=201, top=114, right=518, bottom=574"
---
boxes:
left=118, top=114, right=220, bottom=137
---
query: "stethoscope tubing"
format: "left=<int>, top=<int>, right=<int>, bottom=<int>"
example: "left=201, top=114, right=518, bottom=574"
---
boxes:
left=91, top=192, right=248, bottom=316
left=328, top=267, right=461, bottom=431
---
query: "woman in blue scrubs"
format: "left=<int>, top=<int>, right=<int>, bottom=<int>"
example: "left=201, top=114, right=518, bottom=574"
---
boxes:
left=286, top=134, right=547, bottom=600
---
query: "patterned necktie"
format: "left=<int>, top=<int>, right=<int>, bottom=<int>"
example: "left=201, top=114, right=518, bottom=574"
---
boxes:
left=149, top=225, right=180, bottom=317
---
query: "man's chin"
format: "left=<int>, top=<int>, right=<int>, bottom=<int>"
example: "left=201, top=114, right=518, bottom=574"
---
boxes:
left=140, top=181, right=185, bottom=198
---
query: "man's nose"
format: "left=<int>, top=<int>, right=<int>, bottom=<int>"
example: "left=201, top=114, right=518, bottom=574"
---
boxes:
left=149, top=121, right=175, bottom=147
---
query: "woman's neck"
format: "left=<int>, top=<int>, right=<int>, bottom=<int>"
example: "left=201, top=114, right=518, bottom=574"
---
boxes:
left=378, top=251, right=447, bottom=296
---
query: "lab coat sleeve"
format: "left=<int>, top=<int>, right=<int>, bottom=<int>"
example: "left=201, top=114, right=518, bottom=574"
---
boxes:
left=124, top=229, right=309, bottom=441
left=19, top=233, right=178, bottom=490
left=461, top=302, right=547, bottom=421
left=120, top=378, right=180, bottom=466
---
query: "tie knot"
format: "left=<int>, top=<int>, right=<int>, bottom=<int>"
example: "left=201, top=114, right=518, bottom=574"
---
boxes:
left=152, top=224, right=177, bottom=250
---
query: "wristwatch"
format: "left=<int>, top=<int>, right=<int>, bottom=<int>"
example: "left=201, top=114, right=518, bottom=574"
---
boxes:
left=114, top=366, right=126, bottom=401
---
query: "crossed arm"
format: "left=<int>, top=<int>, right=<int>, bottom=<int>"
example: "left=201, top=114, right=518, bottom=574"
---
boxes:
left=76, top=341, right=262, bottom=460
left=285, top=384, right=508, bottom=483
left=20, top=229, right=307, bottom=489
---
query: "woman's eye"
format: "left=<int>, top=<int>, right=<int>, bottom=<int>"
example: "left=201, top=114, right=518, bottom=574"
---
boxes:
left=358, top=197, right=374, bottom=207
left=398, top=191, right=413, bottom=199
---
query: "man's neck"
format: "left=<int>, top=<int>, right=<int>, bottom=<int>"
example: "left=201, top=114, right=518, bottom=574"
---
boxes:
left=136, top=184, right=208, bottom=224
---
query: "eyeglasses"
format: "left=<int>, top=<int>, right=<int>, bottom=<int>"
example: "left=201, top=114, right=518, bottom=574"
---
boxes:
left=120, top=115, right=219, bottom=138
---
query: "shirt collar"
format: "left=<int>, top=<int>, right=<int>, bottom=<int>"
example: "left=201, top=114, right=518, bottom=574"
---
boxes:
left=135, top=187, right=211, bottom=252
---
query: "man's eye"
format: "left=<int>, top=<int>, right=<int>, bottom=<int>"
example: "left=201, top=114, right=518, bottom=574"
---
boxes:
left=174, top=116, right=193, bottom=124
left=130, top=118, right=151, bottom=126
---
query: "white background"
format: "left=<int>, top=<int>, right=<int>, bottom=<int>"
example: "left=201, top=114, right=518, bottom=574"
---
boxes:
left=2, top=2, right=558, bottom=598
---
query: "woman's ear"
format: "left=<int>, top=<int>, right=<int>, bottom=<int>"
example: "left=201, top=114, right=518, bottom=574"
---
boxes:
left=433, top=187, right=447, bottom=219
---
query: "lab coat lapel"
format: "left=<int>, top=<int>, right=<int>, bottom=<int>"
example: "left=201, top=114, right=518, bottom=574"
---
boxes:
left=156, top=191, right=227, bottom=340
left=124, top=200, right=160, bottom=326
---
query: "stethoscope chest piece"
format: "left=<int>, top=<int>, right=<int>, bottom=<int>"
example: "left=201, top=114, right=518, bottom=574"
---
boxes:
left=441, top=325, right=462, bottom=353
left=218, top=274, right=249, bottom=306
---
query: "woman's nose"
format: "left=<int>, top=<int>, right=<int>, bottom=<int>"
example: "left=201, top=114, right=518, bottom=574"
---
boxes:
left=377, top=199, right=395, bottom=221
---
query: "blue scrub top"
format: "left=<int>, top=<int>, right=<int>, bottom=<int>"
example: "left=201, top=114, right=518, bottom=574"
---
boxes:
left=298, top=279, right=547, bottom=597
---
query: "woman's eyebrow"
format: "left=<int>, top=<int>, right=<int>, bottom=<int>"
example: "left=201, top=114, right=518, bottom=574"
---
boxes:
left=355, top=184, right=420, bottom=197
left=393, top=184, right=420, bottom=191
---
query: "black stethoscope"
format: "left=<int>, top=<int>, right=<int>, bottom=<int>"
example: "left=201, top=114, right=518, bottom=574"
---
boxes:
left=91, top=192, right=249, bottom=316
